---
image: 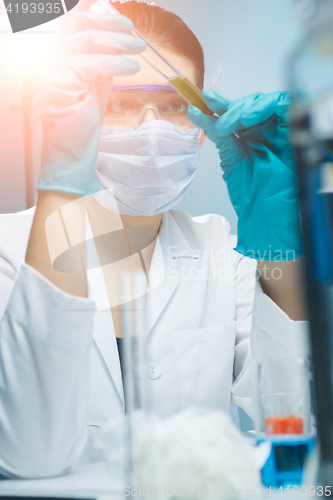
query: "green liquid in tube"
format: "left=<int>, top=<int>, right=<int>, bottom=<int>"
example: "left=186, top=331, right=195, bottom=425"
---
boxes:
left=168, top=76, right=214, bottom=116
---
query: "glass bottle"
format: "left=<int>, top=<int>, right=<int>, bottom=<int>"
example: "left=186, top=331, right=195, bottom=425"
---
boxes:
left=289, top=0, right=333, bottom=488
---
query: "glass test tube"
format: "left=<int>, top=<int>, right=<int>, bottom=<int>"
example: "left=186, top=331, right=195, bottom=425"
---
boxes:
left=120, top=271, right=135, bottom=488
left=91, top=0, right=214, bottom=116
left=120, top=271, right=150, bottom=488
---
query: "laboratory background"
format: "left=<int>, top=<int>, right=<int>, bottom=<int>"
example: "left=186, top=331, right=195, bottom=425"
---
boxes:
left=0, top=0, right=304, bottom=234
left=0, top=0, right=306, bottom=436
left=2, top=0, right=333, bottom=492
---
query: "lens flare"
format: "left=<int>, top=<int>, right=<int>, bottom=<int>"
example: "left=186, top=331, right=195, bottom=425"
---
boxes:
left=3, top=27, right=58, bottom=78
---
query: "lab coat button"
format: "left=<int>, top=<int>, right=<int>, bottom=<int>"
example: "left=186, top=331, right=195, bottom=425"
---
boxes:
left=148, top=363, right=161, bottom=380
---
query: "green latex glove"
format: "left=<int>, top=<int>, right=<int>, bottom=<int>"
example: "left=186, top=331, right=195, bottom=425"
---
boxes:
left=187, top=90, right=303, bottom=261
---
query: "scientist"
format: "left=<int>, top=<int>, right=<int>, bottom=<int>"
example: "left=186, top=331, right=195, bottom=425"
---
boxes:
left=0, top=1, right=309, bottom=479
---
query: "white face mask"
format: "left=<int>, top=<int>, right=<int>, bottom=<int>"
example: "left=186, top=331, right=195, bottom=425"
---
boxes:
left=94, top=121, right=201, bottom=216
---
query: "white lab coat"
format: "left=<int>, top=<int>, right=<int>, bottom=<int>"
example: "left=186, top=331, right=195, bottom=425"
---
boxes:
left=0, top=206, right=309, bottom=479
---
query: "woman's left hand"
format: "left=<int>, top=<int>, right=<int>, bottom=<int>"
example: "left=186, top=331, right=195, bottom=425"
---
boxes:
left=187, top=90, right=303, bottom=261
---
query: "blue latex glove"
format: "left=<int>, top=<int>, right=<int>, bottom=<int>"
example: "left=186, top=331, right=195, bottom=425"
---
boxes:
left=187, top=90, right=303, bottom=261
left=33, top=11, right=145, bottom=197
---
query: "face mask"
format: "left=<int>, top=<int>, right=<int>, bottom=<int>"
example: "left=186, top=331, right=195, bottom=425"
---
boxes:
left=94, top=121, right=201, bottom=216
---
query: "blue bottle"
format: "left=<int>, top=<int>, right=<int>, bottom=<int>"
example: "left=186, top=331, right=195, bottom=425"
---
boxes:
left=259, top=436, right=316, bottom=487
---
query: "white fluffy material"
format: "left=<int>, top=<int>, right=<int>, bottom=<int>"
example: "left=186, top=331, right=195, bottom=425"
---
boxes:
left=96, top=408, right=268, bottom=497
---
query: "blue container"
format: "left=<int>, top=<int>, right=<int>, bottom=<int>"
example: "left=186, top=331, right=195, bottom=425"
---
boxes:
left=259, top=436, right=316, bottom=487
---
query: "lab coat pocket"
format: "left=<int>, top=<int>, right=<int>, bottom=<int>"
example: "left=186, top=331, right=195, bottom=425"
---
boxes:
left=172, top=323, right=236, bottom=411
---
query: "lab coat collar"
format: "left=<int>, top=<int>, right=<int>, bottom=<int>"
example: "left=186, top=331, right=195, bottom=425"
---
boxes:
left=84, top=211, right=124, bottom=407
left=92, top=310, right=125, bottom=407
left=145, top=209, right=195, bottom=335
left=88, top=209, right=194, bottom=406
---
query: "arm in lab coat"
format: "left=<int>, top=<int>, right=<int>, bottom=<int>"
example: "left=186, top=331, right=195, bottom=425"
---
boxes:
left=230, top=235, right=310, bottom=420
left=0, top=218, right=96, bottom=478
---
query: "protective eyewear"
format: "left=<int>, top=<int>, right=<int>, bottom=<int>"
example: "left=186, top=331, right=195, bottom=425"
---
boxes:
left=103, top=84, right=195, bottom=131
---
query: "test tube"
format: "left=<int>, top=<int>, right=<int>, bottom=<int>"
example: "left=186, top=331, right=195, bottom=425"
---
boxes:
left=133, top=272, right=148, bottom=412
left=120, top=271, right=149, bottom=488
left=120, top=271, right=136, bottom=489
left=90, top=0, right=214, bottom=116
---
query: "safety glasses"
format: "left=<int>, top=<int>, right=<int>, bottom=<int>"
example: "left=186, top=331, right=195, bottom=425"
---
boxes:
left=103, top=84, right=195, bottom=131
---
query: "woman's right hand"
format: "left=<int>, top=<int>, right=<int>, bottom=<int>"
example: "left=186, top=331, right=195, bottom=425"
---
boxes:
left=33, top=10, right=146, bottom=197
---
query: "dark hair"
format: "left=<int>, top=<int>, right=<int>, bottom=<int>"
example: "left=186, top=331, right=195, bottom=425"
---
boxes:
left=111, top=1, right=205, bottom=90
